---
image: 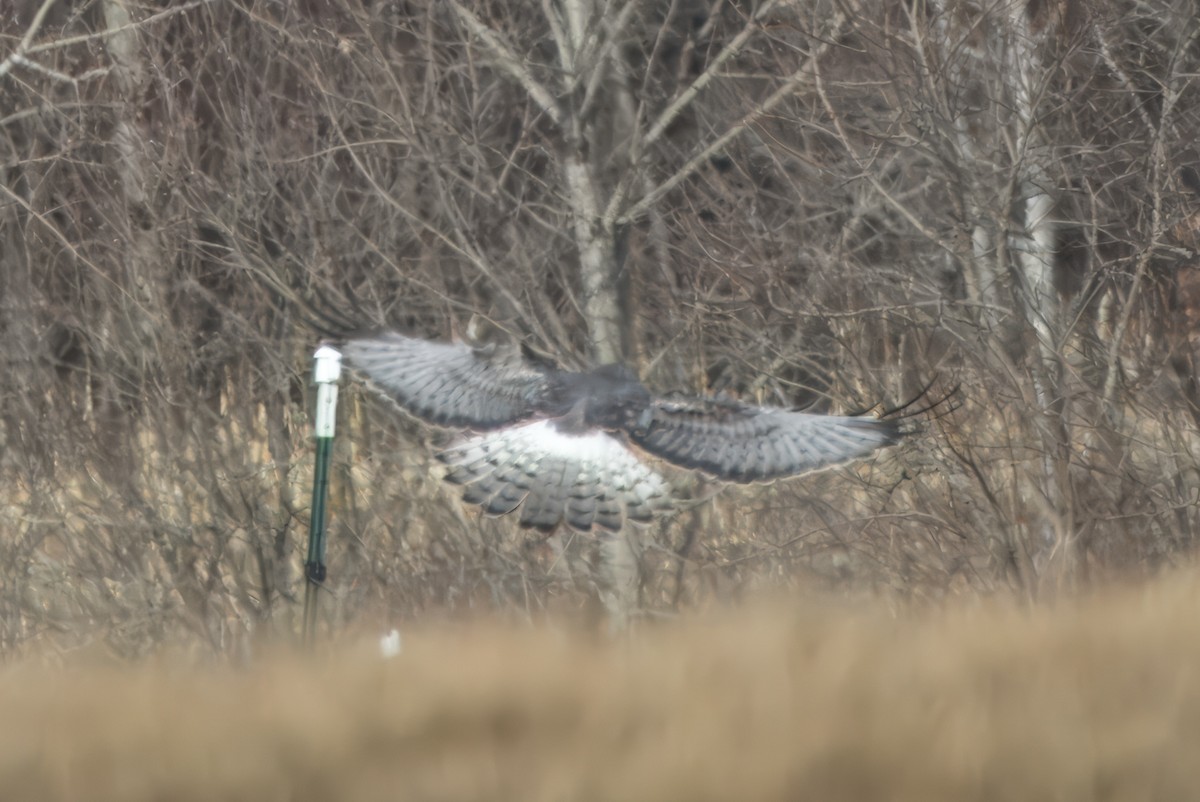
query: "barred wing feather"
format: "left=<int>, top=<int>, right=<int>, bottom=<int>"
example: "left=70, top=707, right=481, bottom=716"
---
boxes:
left=340, top=332, right=550, bottom=429
left=630, top=397, right=900, bottom=483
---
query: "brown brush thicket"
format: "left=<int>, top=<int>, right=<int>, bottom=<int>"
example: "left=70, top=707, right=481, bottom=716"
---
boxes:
left=1, top=0, right=1198, bottom=656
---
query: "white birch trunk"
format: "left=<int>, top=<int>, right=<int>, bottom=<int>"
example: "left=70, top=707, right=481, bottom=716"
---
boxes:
left=555, top=0, right=638, bottom=618
left=597, top=532, right=641, bottom=632
left=103, top=0, right=161, bottom=347
left=1005, top=5, right=1072, bottom=583
left=1006, top=7, right=1060, bottom=361
left=928, top=5, right=1002, bottom=328
left=563, top=156, right=624, bottom=365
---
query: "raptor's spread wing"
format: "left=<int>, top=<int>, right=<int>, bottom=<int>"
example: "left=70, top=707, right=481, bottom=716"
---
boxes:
left=628, top=396, right=900, bottom=483
left=439, top=420, right=672, bottom=533
left=339, top=332, right=552, bottom=430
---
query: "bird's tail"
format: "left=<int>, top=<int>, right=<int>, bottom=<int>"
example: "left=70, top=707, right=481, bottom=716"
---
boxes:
left=437, top=420, right=672, bottom=533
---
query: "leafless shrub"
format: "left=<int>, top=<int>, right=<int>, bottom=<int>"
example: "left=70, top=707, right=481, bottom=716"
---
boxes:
left=1, top=0, right=1197, bottom=655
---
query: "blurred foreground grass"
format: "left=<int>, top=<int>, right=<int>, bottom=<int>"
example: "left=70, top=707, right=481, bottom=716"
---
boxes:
left=4, top=570, right=1200, bottom=802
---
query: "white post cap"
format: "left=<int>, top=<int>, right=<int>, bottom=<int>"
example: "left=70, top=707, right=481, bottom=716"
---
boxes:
left=312, top=345, right=343, bottom=384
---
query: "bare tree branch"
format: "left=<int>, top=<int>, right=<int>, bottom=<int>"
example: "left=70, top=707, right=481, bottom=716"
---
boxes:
left=448, top=0, right=564, bottom=128
left=613, top=6, right=850, bottom=227
left=0, top=0, right=59, bottom=80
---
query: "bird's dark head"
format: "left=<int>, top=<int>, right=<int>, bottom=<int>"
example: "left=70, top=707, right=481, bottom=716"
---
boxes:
left=590, top=362, right=640, bottom=384
left=586, top=363, right=651, bottom=429
left=548, top=362, right=650, bottom=431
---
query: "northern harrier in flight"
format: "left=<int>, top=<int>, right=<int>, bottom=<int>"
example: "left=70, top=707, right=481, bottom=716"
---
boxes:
left=338, top=330, right=902, bottom=534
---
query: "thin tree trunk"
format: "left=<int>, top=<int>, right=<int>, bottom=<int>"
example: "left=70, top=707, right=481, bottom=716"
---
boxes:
left=1004, top=4, right=1074, bottom=586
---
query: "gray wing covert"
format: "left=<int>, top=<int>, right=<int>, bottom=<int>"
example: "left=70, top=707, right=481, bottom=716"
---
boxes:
left=339, top=332, right=551, bottom=429
left=629, top=396, right=901, bottom=483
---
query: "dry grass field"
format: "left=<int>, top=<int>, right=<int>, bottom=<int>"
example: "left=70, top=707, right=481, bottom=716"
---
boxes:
left=5, top=569, right=1200, bottom=802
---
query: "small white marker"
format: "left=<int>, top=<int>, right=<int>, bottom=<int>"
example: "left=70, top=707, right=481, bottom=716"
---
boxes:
left=379, top=629, right=402, bottom=659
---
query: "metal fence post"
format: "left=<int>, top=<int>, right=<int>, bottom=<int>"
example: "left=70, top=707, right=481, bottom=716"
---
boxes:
left=303, top=344, right=342, bottom=647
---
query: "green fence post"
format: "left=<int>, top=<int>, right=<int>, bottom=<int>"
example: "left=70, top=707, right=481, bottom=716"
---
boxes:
left=303, top=344, right=342, bottom=647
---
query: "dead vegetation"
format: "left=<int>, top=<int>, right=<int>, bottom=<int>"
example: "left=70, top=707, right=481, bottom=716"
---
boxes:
left=4, top=568, right=1200, bottom=801
left=1, top=0, right=1199, bottom=661
left=3, top=1, right=1198, bottom=794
